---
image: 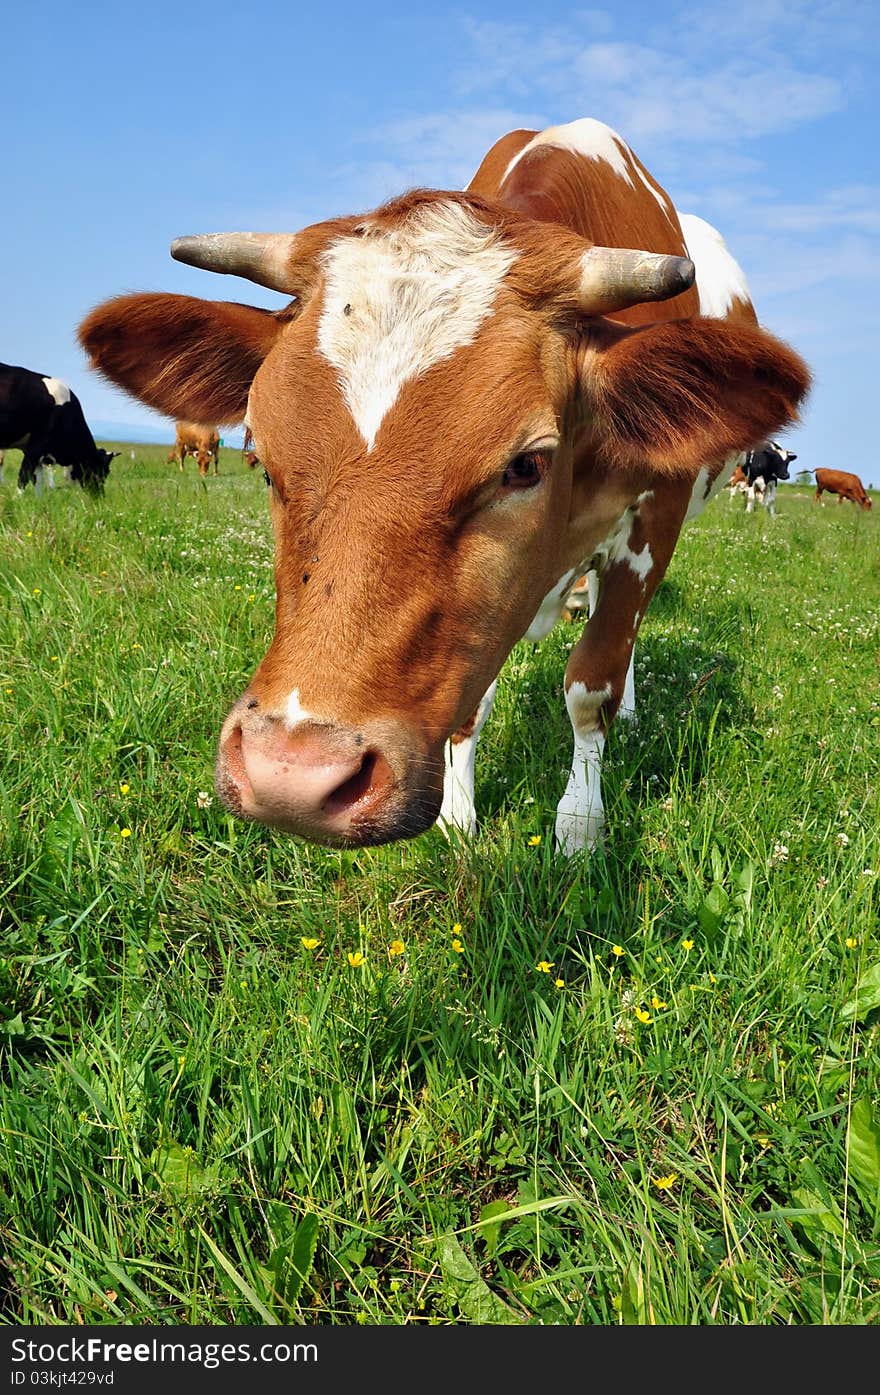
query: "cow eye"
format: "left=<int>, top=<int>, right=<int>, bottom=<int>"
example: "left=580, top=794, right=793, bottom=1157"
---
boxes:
left=502, top=449, right=550, bottom=490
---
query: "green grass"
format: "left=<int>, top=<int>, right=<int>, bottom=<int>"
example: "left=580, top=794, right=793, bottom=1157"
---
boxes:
left=1, top=444, right=878, bottom=1326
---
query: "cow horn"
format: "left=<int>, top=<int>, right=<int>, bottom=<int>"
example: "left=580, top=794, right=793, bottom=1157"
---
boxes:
left=578, top=246, right=695, bottom=314
left=170, top=232, right=298, bottom=293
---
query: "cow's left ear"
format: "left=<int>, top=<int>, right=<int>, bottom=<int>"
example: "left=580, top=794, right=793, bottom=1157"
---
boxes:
left=580, top=316, right=811, bottom=475
left=78, top=293, right=287, bottom=425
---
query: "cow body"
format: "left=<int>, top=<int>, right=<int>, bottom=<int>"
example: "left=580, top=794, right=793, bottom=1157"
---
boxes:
left=172, top=420, right=220, bottom=475
left=79, top=117, right=809, bottom=854
left=0, top=362, right=117, bottom=491
left=813, top=468, right=871, bottom=509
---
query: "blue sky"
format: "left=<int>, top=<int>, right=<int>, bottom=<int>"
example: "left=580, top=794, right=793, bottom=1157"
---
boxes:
left=5, top=0, right=879, bottom=481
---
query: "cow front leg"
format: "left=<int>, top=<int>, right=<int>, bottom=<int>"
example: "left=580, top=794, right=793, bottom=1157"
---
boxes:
left=438, top=679, right=498, bottom=838
left=586, top=570, right=635, bottom=718
left=556, top=491, right=685, bottom=855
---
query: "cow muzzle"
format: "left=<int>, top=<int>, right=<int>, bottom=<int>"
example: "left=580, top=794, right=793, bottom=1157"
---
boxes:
left=215, top=701, right=443, bottom=846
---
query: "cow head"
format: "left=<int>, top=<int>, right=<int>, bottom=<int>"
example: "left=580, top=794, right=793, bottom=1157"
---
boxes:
left=79, top=190, right=809, bottom=846
left=768, top=441, right=797, bottom=481
left=72, top=447, right=118, bottom=491
left=195, top=445, right=215, bottom=476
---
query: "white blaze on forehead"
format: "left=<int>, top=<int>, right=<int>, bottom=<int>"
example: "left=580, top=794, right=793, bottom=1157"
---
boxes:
left=42, top=376, right=70, bottom=406
left=677, top=212, right=752, bottom=319
left=317, top=201, right=519, bottom=449
left=502, top=118, right=676, bottom=221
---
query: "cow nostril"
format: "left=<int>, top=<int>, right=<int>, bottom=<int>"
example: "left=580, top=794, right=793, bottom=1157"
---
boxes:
left=322, top=750, right=392, bottom=816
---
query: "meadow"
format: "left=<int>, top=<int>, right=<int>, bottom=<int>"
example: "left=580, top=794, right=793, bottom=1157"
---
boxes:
left=1, top=442, right=878, bottom=1326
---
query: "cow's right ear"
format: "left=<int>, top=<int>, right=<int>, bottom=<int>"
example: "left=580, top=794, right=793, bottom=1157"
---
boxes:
left=78, top=293, right=286, bottom=424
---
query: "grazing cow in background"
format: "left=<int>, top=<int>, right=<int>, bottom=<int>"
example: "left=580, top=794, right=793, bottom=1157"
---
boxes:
left=242, top=426, right=260, bottom=469
left=79, top=116, right=809, bottom=854
left=172, top=420, right=220, bottom=475
left=813, top=468, right=872, bottom=509
left=0, top=362, right=118, bottom=492
left=738, top=440, right=797, bottom=516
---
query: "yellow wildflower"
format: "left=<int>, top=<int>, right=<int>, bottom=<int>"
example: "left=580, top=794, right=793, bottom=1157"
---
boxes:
left=119, top=782, right=130, bottom=795
left=845, top=937, right=858, bottom=948
left=452, top=923, right=462, bottom=935
left=652, top=1174, right=677, bottom=1191
left=650, top=996, right=668, bottom=1011
left=389, top=939, right=405, bottom=957
left=554, top=978, right=564, bottom=989
left=528, top=834, right=541, bottom=847
left=300, top=937, right=320, bottom=951
left=536, top=960, right=554, bottom=974
left=451, top=939, right=465, bottom=954
left=708, top=971, right=717, bottom=985
left=347, top=952, right=365, bottom=968
left=682, top=939, right=694, bottom=951
left=611, top=944, right=624, bottom=958
left=120, top=828, right=132, bottom=839
left=635, top=1008, right=652, bottom=1024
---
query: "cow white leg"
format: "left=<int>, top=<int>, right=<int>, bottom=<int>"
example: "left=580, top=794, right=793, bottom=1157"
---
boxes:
left=555, top=682, right=608, bottom=854
left=34, top=466, right=47, bottom=495
left=766, top=479, right=777, bottom=517
left=438, top=679, right=498, bottom=837
left=745, top=482, right=756, bottom=513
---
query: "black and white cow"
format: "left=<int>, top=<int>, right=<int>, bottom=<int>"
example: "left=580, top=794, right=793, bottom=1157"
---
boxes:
left=0, top=362, right=118, bottom=492
left=728, top=440, right=796, bottom=517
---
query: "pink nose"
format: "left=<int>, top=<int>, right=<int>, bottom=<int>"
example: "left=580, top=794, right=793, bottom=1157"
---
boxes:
left=216, top=716, right=398, bottom=842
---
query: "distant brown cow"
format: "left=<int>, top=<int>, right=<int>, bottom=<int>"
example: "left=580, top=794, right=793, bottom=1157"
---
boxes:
left=242, top=426, right=260, bottom=470
left=813, top=468, right=872, bottom=510
left=172, top=420, right=220, bottom=476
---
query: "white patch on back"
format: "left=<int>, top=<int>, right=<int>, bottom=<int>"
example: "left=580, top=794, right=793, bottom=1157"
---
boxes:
left=285, top=688, right=313, bottom=729
left=317, top=201, right=518, bottom=449
left=42, top=376, right=70, bottom=406
left=502, top=118, right=675, bottom=221
left=677, top=213, right=752, bottom=319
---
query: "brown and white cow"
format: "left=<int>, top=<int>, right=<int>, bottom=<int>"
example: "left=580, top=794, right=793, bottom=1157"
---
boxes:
left=813, top=467, right=872, bottom=509
left=172, top=419, right=221, bottom=476
left=78, top=117, right=810, bottom=853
